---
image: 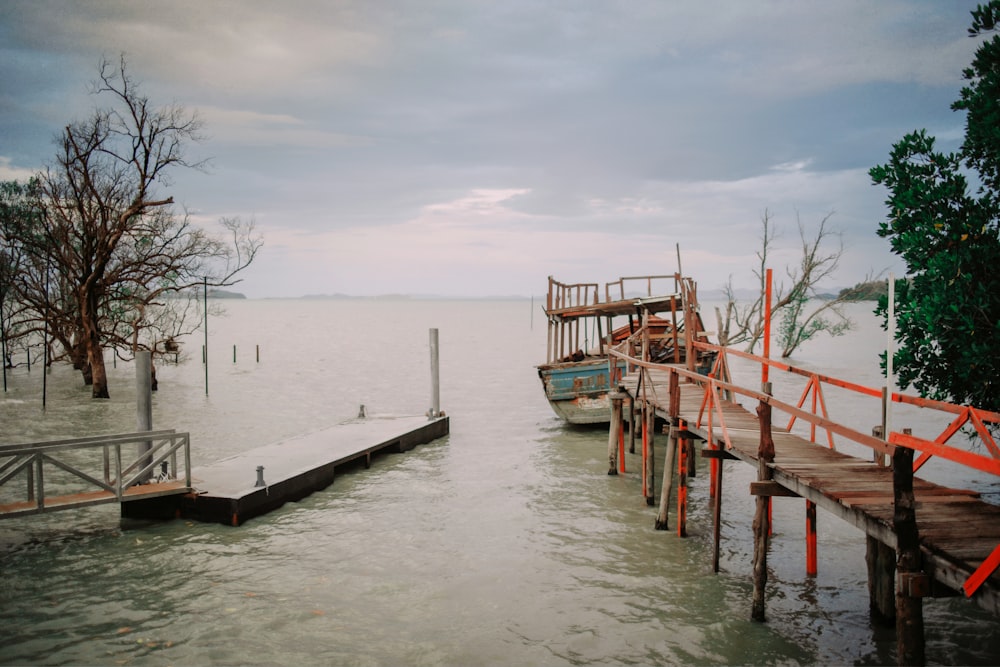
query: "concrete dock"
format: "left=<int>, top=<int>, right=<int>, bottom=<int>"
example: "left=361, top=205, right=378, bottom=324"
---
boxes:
left=123, top=414, right=449, bottom=526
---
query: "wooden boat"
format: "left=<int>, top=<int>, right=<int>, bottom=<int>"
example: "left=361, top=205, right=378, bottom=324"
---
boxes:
left=537, top=274, right=711, bottom=425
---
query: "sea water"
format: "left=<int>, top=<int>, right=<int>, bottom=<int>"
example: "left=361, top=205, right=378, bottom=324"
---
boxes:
left=0, top=298, right=998, bottom=666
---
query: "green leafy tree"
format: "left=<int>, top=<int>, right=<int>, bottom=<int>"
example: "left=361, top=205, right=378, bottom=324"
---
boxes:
left=869, top=1, right=1000, bottom=411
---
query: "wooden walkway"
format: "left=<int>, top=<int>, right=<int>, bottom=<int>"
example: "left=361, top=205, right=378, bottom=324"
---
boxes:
left=619, top=369, right=1000, bottom=617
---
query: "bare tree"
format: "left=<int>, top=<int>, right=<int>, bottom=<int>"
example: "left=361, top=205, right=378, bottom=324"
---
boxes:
left=715, top=209, right=777, bottom=352
left=18, top=55, right=261, bottom=398
left=717, top=210, right=863, bottom=358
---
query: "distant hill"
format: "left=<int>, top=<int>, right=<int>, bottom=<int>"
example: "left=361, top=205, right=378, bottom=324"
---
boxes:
left=839, top=280, right=888, bottom=301
left=208, top=289, right=246, bottom=299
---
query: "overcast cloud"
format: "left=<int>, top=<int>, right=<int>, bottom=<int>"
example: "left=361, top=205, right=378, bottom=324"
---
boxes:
left=0, top=1, right=984, bottom=297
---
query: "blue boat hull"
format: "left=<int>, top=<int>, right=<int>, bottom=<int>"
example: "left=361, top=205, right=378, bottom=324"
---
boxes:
left=537, top=359, right=626, bottom=424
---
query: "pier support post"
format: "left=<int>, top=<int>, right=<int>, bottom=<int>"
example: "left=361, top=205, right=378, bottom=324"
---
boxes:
left=644, top=407, right=656, bottom=506
left=608, top=394, right=624, bottom=475
left=752, top=382, right=775, bottom=622
left=677, top=417, right=688, bottom=538
left=893, top=445, right=926, bottom=666
left=656, top=419, right=679, bottom=530
left=806, top=501, right=818, bottom=576
left=867, top=535, right=896, bottom=625
left=136, top=350, right=153, bottom=483
left=628, top=402, right=637, bottom=454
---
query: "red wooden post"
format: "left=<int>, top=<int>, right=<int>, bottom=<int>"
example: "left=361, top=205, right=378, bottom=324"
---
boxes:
left=806, top=500, right=818, bottom=576
left=645, top=407, right=656, bottom=506
left=763, top=268, right=772, bottom=385
left=677, top=418, right=688, bottom=538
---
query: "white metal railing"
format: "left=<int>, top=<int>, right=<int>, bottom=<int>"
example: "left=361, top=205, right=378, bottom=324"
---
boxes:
left=0, top=430, right=191, bottom=518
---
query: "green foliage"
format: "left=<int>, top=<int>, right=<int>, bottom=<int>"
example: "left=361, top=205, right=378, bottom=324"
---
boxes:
left=870, top=2, right=1000, bottom=411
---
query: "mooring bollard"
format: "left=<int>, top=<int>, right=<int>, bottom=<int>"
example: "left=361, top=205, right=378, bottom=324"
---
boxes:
left=255, top=465, right=265, bottom=487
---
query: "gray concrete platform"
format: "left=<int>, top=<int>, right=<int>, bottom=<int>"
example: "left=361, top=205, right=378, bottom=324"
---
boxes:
left=122, top=414, right=449, bottom=525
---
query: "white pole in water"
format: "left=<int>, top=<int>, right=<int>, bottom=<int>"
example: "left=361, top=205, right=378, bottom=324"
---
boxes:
left=136, top=350, right=153, bottom=482
left=429, top=328, right=440, bottom=418
left=885, top=275, right=896, bottom=440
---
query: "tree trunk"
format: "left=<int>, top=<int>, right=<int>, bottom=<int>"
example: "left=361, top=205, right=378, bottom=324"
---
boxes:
left=80, top=291, right=110, bottom=399
left=87, top=339, right=109, bottom=398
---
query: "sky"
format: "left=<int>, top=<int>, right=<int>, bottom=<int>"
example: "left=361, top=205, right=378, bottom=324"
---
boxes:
left=0, top=1, right=987, bottom=298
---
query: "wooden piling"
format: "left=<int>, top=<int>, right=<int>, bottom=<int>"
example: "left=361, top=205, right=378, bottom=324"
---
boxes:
left=677, top=417, right=688, bottom=538
left=867, top=535, right=896, bottom=625
left=712, top=447, right=724, bottom=572
left=752, top=382, right=775, bottom=622
left=628, top=401, right=637, bottom=454
left=893, top=445, right=926, bottom=666
left=608, top=394, right=623, bottom=475
left=644, top=408, right=656, bottom=506
left=656, top=373, right=682, bottom=531
left=656, top=420, right=678, bottom=530
left=806, top=500, right=818, bottom=575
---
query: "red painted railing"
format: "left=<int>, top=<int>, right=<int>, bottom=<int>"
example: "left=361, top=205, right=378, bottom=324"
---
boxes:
left=609, top=331, right=1000, bottom=598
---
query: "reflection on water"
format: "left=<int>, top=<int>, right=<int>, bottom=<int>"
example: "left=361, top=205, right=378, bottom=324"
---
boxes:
left=1, top=299, right=998, bottom=665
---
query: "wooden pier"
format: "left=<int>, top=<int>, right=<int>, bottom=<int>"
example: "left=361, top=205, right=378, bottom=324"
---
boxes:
left=605, top=289, right=1000, bottom=664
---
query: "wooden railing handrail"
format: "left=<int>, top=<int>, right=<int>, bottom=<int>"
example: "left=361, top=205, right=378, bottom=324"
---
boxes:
left=609, top=340, right=1000, bottom=478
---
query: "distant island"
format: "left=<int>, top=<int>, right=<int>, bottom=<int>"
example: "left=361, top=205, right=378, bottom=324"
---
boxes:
left=839, top=280, right=888, bottom=301
left=208, top=289, right=246, bottom=299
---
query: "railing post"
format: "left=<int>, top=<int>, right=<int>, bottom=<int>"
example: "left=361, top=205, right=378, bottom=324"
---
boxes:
left=115, top=444, right=123, bottom=498
left=26, top=461, right=34, bottom=502
left=35, top=456, right=43, bottom=512
left=184, top=434, right=191, bottom=488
